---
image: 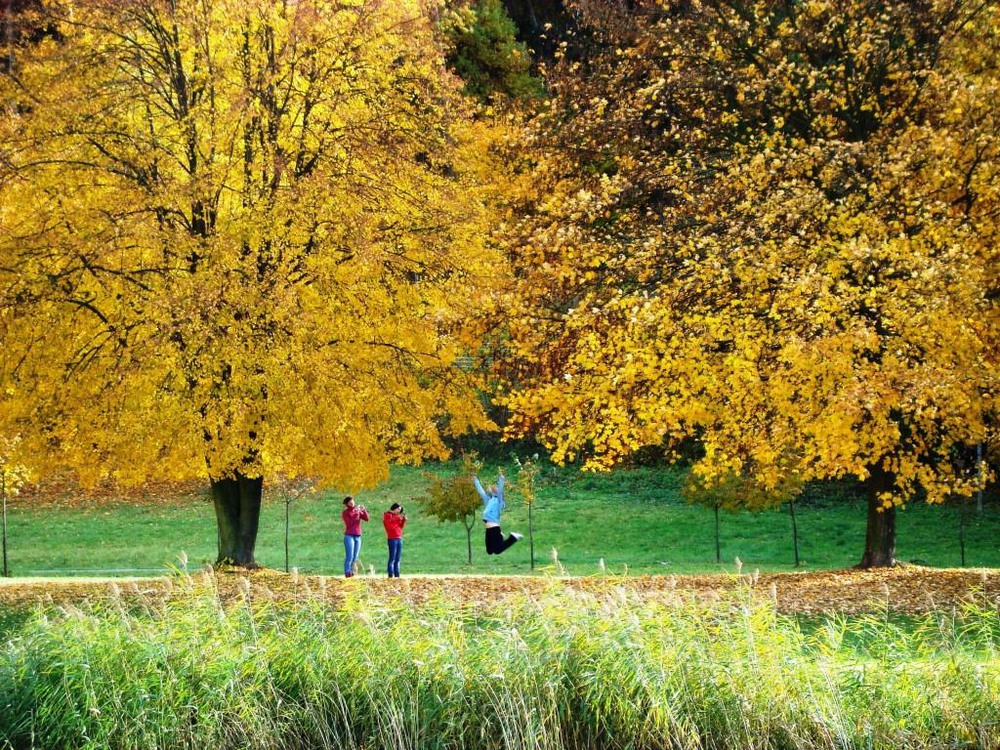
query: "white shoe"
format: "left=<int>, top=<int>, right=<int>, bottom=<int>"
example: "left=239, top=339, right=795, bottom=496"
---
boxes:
left=510, top=532, right=523, bottom=541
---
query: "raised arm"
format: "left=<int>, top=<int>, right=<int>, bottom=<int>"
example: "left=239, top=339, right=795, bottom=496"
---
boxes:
left=473, top=475, right=488, bottom=505
left=497, top=472, right=505, bottom=500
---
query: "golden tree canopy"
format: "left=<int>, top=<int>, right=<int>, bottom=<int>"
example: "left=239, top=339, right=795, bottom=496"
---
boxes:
left=0, top=0, right=505, bottom=489
left=501, top=0, right=1000, bottom=506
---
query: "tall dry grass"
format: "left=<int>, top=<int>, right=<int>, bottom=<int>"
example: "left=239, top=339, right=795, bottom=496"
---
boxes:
left=1, top=574, right=999, bottom=749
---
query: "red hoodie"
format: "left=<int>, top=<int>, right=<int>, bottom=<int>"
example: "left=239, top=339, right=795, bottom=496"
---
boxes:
left=383, top=511, right=406, bottom=540
left=342, top=506, right=369, bottom=536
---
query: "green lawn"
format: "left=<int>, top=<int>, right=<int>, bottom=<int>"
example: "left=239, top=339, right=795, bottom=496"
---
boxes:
left=4, top=463, right=999, bottom=577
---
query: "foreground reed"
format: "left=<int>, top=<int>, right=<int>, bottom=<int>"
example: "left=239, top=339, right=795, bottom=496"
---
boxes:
left=1, top=577, right=999, bottom=750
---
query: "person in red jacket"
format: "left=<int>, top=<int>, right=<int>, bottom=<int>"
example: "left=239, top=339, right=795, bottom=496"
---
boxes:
left=341, top=495, right=369, bottom=577
left=382, top=502, right=407, bottom=578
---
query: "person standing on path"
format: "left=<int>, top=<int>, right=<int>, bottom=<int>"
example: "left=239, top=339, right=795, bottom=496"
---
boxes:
left=382, top=502, right=407, bottom=578
left=474, top=471, right=522, bottom=555
left=342, top=495, right=369, bottom=577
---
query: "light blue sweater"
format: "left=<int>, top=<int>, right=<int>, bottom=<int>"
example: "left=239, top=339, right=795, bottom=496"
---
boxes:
left=474, top=474, right=505, bottom=524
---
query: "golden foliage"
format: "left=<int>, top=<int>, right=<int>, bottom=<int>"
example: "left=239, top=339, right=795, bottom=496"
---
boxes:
left=499, top=0, right=1000, bottom=507
left=0, top=0, right=508, bottom=489
left=0, top=436, right=32, bottom=498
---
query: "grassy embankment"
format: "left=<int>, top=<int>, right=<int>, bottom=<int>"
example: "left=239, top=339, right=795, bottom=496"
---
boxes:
left=5, top=463, right=1000, bottom=577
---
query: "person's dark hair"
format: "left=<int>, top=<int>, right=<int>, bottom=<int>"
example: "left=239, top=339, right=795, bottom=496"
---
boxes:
left=343, top=495, right=354, bottom=506
left=390, top=502, right=401, bottom=511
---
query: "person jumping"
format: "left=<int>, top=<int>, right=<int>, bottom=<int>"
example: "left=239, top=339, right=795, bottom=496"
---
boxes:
left=473, top=471, right=522, bottom=555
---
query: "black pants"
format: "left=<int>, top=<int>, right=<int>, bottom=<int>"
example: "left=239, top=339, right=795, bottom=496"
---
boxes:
left=485, top=525, right=518, bottom=555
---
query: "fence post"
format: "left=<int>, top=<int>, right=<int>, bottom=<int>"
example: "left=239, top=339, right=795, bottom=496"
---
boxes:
left=2, top=476, right=8, bottom=577
left=977, top=443, right=984, bottom=514
left=714, top=503, right=721, bottom=564
left=789, top=499, right=800, bottom=567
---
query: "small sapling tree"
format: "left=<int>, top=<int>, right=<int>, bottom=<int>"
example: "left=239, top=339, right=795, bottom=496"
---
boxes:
left=281, top=479, right=316, bottom=574
left=418, top=454, right=484, bottom=564
left=511, top=453, right=541, bottom=570
left=684, top=469, right=804, bottom=567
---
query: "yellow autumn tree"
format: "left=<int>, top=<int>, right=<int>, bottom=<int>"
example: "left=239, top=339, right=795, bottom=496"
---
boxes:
left=0, top=0, right=506, bottom=565
left=499, top=0, right=1000, bottom=566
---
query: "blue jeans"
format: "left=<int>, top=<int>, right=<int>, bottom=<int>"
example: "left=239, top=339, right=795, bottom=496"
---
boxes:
left=387, top=538, right=402, bottom=577
left=344, top=534, right=362, bottom=576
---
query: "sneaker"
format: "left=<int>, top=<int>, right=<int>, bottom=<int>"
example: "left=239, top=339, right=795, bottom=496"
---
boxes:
left=510, top=532, right=524, bottom=541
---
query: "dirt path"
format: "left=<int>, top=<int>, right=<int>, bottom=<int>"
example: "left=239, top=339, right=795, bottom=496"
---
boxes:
left=2, top=565, right=999, bottom=616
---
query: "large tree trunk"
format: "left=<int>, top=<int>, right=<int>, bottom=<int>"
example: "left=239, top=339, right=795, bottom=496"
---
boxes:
left=859, top=468, right=897, bottom=568
left=212, top=472, right=263, bottom=567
